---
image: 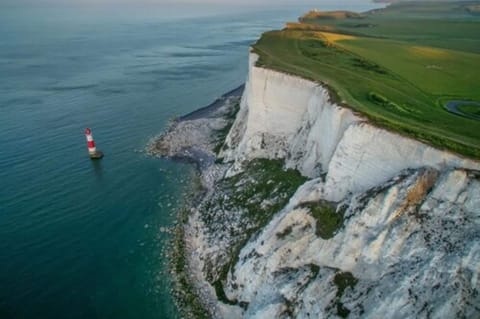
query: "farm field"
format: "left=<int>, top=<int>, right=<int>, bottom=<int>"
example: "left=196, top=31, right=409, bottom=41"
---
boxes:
left=253, top=1, right=480, bottom=159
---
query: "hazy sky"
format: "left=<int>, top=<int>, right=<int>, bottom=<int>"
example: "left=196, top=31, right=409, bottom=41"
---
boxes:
left=2, top=0, right=374, bottom=7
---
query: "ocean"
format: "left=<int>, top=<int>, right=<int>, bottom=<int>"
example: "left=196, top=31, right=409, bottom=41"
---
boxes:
left=0, top=3, right=377, bottom=318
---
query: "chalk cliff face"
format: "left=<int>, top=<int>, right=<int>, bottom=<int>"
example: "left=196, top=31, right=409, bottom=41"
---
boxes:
left=217, top=53, right=480, bottom=318
left=222, top=53, right=479, bottom=201
left=224, top=168, right=480, bottom=318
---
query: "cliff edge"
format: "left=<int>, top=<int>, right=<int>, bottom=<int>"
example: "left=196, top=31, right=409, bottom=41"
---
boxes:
left=214, top=52, right=480, bottom=318
left=222, top=53, right=479, bottom=201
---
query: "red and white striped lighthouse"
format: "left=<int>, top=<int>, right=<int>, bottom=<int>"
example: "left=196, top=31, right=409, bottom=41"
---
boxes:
left=85, top=128, right=103, bottom=159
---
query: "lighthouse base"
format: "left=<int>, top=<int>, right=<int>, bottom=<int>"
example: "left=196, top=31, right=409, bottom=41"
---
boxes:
left=89, top=151, right=104, bottom=160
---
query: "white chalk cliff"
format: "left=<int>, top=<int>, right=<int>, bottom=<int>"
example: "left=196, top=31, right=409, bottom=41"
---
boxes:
left=222, top=53, right=479, bottom=201
left=214, top=52, right=480, bottom=318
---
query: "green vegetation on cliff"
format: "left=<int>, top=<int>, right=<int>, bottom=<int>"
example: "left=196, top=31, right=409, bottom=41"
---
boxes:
left=201, top=159, right=307, bottom=305
left=253, top=1, right=480, bottom=159
left=298, top=201, right=345, bottom=239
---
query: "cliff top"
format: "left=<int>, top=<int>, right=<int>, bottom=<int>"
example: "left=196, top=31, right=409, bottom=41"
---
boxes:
left=252, top=1, right=480, bottom=159
left=300, top=10, right=365, bottom=21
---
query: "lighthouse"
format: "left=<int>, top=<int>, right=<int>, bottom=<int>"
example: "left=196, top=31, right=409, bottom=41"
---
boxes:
left=85, top=128, right=104, bottom=159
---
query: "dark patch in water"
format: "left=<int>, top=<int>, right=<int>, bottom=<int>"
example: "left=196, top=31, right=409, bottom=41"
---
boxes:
left=126, top=62, right=165, bottom=70
left=44, top=84, right=98, bottom=92
left=94, top=87, right=128, bottom=96
left=184, top=39, right=255, bottom=51
left=180, top=84, right=244, bottom=121
left=134, top=63, right=232, bottom=81
left=167, top=51, right=224, bottom=58
left=2, top=97, right=43, bottom=108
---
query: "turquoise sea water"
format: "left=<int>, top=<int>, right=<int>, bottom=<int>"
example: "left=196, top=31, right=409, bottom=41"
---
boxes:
left=0, top=3, right=376, bottom=319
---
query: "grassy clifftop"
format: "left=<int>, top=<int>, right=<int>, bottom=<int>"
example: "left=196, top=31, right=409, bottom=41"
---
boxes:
left=252, top=1, right=480, bottom=159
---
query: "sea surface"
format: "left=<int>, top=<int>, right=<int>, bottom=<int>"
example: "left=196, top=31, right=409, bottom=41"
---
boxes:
left=0, top=3, right=377, bottom=319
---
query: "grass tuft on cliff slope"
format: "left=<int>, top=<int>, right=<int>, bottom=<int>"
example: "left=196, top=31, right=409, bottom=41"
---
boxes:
left=299, top=201, right=345, bottom=239
left=252, top=1, right=480, bottom=159
left=202, top=159, right=307, bottom=304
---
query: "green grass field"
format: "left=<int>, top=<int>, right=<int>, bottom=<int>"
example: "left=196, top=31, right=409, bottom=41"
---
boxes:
left=458, top=104, right=480, bottom=117
left=253, top=1, right=480, bottom=159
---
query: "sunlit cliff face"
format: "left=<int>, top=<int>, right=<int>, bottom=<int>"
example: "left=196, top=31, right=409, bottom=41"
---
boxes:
left=210, top=52, right=480, bottom=318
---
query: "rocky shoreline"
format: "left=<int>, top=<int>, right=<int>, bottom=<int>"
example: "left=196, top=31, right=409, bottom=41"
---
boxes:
left=147, top=86, right=244, bottom=318
left=147, top=85, right=243, bottom=170
left=147, top=84, right=308, bottom=319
